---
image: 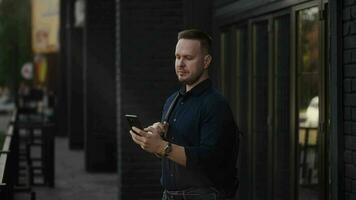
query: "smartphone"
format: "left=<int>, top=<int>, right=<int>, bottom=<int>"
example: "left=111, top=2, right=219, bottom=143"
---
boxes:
left=125, top=114, right=143, bottom=134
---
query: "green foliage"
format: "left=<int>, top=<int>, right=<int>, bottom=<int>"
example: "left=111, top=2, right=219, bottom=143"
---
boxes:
left=0, top=0, right=32, bottom=89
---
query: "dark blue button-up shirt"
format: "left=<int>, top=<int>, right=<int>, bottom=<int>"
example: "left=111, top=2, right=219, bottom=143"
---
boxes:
left=160, top=79, right=238, bottom=194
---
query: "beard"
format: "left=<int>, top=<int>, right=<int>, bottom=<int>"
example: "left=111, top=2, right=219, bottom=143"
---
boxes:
left=177, top=68, right=205, bottom=86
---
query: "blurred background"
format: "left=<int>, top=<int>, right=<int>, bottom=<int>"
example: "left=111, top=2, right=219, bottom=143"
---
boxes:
left=0, top=0, right=349, bottom=200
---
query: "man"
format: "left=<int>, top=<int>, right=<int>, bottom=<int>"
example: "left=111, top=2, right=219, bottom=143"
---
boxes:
left=130, top=29, right=238, bottom=200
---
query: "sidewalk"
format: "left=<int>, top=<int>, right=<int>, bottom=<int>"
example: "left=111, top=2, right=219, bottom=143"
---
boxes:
left=15, top=137, right=118, bottom=200
left=0, top=113, right=11, bottom=133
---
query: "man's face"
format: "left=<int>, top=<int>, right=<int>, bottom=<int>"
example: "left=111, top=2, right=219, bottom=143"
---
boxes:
left=175, top=39, right=209, bottom=85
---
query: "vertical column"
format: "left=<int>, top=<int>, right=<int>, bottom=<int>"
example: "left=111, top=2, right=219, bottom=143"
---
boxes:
left=343, top=0, right=356, bottom=199
left=56, top=0, right=69, bottom=136
left=116, top=0, right=122, bottom=198
left=330, top=0, right=343, bottom=199
left=66, top=0, right=85, bottom=149
left=84, top=0, right=117, bottom=172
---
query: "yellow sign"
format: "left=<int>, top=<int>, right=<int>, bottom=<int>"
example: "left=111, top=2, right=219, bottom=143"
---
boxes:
left=31, top=0, right=59, bottom=53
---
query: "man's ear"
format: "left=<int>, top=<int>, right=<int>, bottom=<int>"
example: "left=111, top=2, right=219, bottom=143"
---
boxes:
left=204, top=54, right=212, bottom=69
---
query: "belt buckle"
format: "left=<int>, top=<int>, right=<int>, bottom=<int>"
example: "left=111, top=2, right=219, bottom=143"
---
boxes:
left=169, top=194, right=175, bottom=200
left=169, top=194, right=181, bottom=200
left=166, top=190, right=184, bottom=200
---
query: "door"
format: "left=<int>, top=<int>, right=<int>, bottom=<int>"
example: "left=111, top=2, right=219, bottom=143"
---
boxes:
left=293, top=3, right=328, bottom=200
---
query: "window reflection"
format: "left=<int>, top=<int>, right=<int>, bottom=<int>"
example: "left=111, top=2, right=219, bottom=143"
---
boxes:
left=297, top=7, right=320, bottom=200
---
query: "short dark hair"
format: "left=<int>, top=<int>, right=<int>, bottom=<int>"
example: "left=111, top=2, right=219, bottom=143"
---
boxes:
left=177, top=29, right=212, bottom=54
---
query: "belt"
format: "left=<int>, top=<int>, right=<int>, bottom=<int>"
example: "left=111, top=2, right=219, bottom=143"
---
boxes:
left=166, top=187, right=218, bottom=194
left=165, top=187, right=220, bottom=199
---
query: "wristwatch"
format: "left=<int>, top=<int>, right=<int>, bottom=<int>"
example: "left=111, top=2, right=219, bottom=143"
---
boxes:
left=163, top=142, right=172, bottom=157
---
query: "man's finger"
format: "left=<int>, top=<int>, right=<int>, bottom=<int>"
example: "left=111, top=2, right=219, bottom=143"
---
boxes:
left=157, top=124, right=165, bottom=131
left=145, top=126, right=155, bottom=132
left=143, top=126, right=152, bottom=132
left=132, top=127, right=146, bottom=136
left=130, top=130, right=144, bottom=144
left=153, top=122, right=161, bottom=127
left=153, top=122, right=164, bottom=131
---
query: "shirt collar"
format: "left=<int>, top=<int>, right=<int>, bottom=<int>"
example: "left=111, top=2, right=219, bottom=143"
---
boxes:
left=179, top=79, right=212, bottom=97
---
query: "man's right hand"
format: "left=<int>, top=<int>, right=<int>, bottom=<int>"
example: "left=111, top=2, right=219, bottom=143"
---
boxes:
left=145, top=122, right=169, bottom=137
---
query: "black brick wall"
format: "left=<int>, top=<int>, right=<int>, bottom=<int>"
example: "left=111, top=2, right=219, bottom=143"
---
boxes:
left=68, top=27, right=85, bottom=149
left=344, top=0, right=356, bottom=198
left=213, top=0, right=236, bottom=8
left=57, top=0, right=68, bottom=137
left=84, top=0, right=117, bottom=172
left=67, top=0, right=85, bottom=149
left=183, top=0, right=212, bottom=33
left=117, top=0, right=184, bottom=199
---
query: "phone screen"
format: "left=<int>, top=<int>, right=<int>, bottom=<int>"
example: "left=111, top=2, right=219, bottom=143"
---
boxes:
left=125, top=114, right=143, bottom=130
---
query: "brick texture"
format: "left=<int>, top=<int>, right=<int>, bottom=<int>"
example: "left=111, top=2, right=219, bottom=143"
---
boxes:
left=117, top=0, right=184, bottom=199
left=346, top=151, right=353, bottom=163
left=344, top=0, right=356, bottom=197
left=56, top=0, right=69, bottom=137
left=68, top=28, right=85, bottom=148
left=84, top=0, right=117, bottom=172
left=213, top=0, right=235, bottom=7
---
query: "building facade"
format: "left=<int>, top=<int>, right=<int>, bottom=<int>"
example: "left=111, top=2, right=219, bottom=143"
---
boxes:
left=58, top=0, right=349, bottom=199
left=214, top=0, right=343, bottom=200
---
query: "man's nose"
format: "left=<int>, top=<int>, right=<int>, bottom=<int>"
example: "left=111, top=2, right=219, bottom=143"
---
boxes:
left=177, top=58, right=185, bottom=67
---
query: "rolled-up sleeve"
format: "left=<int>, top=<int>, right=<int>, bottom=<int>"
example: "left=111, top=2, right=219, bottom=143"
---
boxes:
left=184, top=99, right=234, bottom=170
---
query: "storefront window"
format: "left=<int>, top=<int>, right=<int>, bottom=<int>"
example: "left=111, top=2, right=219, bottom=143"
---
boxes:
left=296, top=6, right=320, bottom=200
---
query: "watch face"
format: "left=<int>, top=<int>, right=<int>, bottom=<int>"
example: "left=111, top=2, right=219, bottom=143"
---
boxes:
left=164, top=142, right=172, bottom=156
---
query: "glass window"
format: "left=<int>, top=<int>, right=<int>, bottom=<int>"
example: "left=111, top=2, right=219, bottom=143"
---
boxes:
left=252, top=20, right=269, bottom=200
left=235, top=26, right=248, bottom=200
left=220, top=30, right=236, bottom=114
left=273, top=14, right=291, bottom=200
left=296, top=6, right=320, bottom=200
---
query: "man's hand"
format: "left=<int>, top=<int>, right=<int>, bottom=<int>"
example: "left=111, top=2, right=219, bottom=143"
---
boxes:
left=147, top=122, right=169, bottom=137
left=130, top=125, right=187, bottom=166
left=130, top=127, right=166, bottom=155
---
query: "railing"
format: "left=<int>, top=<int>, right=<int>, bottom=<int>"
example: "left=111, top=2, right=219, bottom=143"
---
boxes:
left=0, top=114, right=16, bottom=199
left=16, top=121, right=55, bottom=187
left=0, top=105, right=55, bottom=200
left=299, top=126, right=319, bottom=186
